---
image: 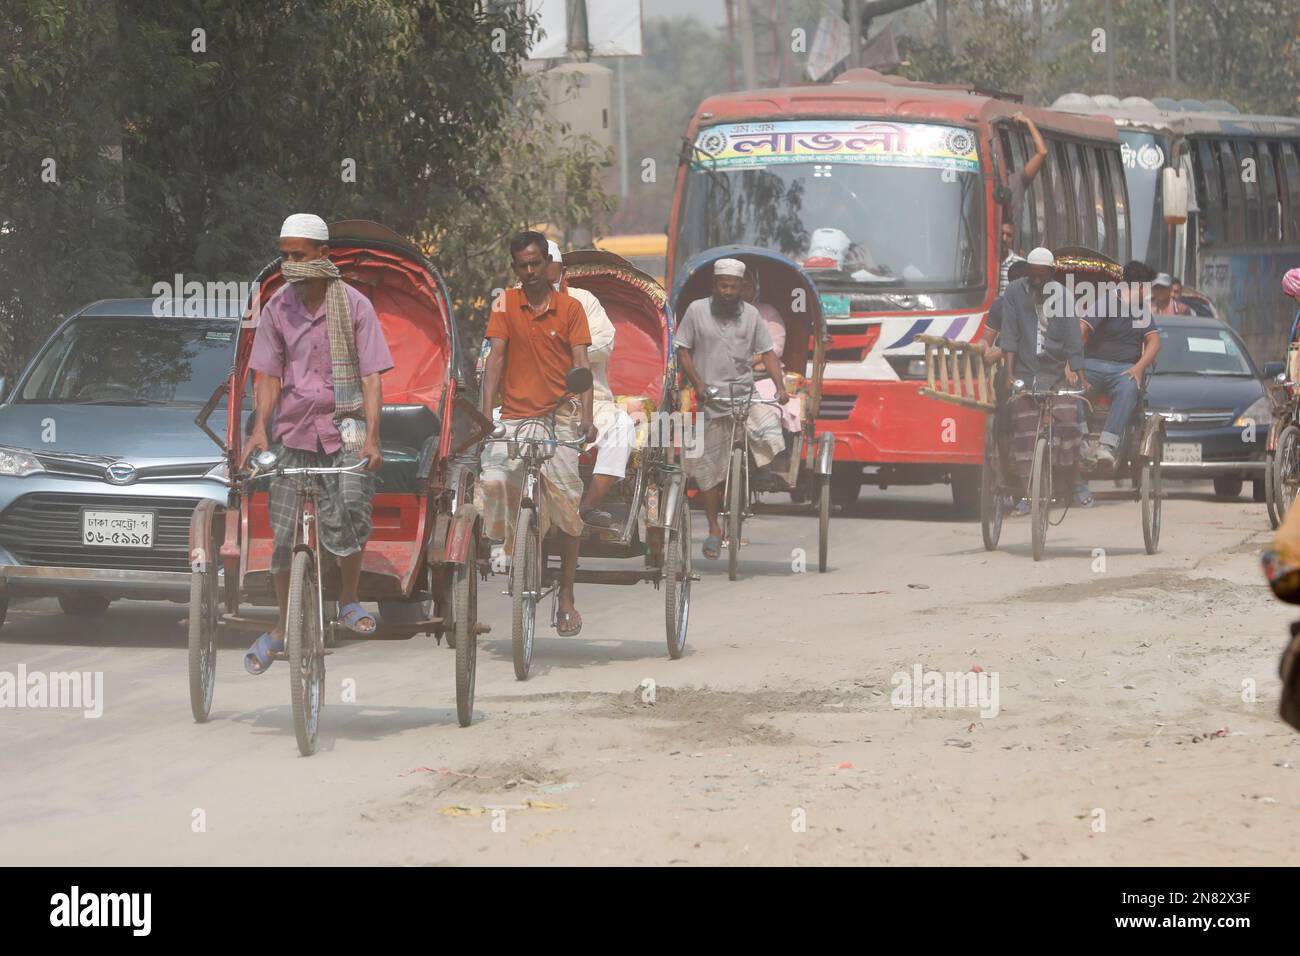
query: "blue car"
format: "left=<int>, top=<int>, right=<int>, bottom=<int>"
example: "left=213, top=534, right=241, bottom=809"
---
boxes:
left=0, top=298, right=240, bottom=628
left=1146, top=314, right=1272, bottom=499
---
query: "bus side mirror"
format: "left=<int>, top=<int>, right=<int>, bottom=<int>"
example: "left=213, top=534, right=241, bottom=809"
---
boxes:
left=0, top=376, right=8, bottom=402
left=1163, top=168, right=1189, bottom=225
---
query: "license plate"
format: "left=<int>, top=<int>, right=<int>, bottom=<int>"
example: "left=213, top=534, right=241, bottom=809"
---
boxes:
left=1165, top=442, right=1202, bottom=464
left=82, top=510, right=154, bottom=548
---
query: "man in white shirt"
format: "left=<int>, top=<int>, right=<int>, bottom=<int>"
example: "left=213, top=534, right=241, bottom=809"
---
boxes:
left=546, top=242, right=637, bottom=528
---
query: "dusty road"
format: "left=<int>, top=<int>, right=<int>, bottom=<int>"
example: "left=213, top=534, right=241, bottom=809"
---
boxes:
left=3, top=482, right=1298, bottom=866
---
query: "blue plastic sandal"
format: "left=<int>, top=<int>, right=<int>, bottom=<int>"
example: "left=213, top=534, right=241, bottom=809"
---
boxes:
left=243, top=632, right=285, bottom=675
left=338, top=602, right=379, bottom=635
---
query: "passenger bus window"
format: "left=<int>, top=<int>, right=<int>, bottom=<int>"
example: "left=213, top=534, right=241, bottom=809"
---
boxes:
left=1282, top=142, right=1300, bottom=241
left=1237, top=140, right=1262, bottom=241
left=1071, top=144, right=1096, bottom=249
left=1105, top=151, right=1129, bottom=260
left=1196, top=139, right=1224, bottom=245
left=1088, top=148, right=1115, bottom=258
left=1003, top=128, right=1035, bottom=251
left=1258, top=141, right=1282, bottom=241
left=1218, top=139, right=1246, bottom=243
left=1045, top=141, right=1072, bottom=246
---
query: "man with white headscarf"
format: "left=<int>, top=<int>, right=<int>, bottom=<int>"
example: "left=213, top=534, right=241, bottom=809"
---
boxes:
left=241, top=213, right=393, bottom=674
left=676, top=258, right=788, bottom=560
left=545, top=241, right=636, bottom=528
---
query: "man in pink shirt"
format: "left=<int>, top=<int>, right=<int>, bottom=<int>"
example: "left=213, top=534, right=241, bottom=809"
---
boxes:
left=241, top=213, right=393, bottom=673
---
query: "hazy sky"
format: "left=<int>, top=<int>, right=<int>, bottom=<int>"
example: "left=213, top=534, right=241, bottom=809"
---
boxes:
left=647, top=0, right=728, bottom=25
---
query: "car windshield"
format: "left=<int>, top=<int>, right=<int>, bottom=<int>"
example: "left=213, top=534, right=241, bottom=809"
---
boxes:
left=1154, top=325, right=1255, bottom=375
left=676, top=120, right=984, bottom=293
left=18, top=317, right=238, bottom=405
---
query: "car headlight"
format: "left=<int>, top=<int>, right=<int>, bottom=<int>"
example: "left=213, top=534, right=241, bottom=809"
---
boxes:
left=1234, top=396, right=1272, bottom=429
left=0, top=447, right=45, bottom=477
left=203, top=461, right=229, bottom=482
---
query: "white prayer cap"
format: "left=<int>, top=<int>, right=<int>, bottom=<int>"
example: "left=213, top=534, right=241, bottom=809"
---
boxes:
left=547, top=239, right=563, bottom=263
left=1026, top=246, right=1054, bottom=266
left=1153, top=272, right=1173, bottom=287
left=713, top=258, right=746, bottom=278
left=279, top=213, right=329, bottom=241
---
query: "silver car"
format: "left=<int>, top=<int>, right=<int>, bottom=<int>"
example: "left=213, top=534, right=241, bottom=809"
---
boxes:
left=0, top=298, right=240, bottom=628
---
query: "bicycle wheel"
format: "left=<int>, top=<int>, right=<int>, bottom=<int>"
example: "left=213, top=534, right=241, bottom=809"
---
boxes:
left=1030, top=436, right=1051, bottom=562
left=1266, top=450, right=1281, bottom=529
left=1140, top=432, right=1163, bottom=555
left=663, top=498, right=691, bottom=659
left=453, top=531, right=478, bottom=726
left=727, top=448, right=743, bottom=582
left=187, top=557, right=219, bottom=723
left=980, top=416, right=1003, bottom=551
left=511, top=507, right=538, bottom=681
left=818, top=473, right=830, bottom=572
left=1278, top=424, right=1300, bottom=518
left=286, top=549, right=324, bottom=756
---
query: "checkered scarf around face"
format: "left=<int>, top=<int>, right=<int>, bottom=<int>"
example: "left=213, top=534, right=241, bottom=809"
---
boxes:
left=281, top=258, right=366, bottom=453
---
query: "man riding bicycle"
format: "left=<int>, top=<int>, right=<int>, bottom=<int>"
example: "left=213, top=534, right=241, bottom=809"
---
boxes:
left=675, top=258, right=788, bottom=559
left=479, top=231, right=596, bottom=637
left=241, top=213, right=393, bottom=674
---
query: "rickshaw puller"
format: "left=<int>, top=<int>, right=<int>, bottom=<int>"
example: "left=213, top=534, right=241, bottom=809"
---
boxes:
left=676, top=258, right=788, bottom=560
left=480, top=231, right=596, bottom=637
left=241, top=213, right=393, bottom=675
left=544, top=241, right=636, bottom=528
left=997, top=246, right=1085, bottom=512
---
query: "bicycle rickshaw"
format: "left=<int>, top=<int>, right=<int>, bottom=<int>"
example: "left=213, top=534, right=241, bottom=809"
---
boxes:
left=670, top=245, right=834, bottom=581
left=188, top=220, right=494, bottom=753
left=918, top=247, right=1165, bottom=561
left=1266, top=353, right=1299, bottom=529
left=477, top=250, right=693, bottom=680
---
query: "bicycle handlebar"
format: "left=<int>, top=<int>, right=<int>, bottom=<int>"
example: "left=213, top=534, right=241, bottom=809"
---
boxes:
left=238, top=457, right=371, bottom=485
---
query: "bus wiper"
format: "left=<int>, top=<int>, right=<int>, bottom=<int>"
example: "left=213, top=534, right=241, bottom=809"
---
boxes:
left=75, top=398, right=170, bottom=405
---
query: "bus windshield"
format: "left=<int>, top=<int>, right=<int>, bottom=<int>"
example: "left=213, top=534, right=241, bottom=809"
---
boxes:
left=676, top=120, right=985, bottom=293
left=1120, top=130, right=1169, bottom=269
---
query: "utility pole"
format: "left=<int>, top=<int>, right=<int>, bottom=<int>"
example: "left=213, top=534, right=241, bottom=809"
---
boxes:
left=937, top=0, right=948, bottom=54
left=779, top=0, right=790, bottom=85
left=849, top=0, right=862, bottom=68
left=618, top=58, right=628, bottom=198
left=738, top=0, right=757, bottom=89
left=1105, top=0, right=1114, bottom=92
left=1168, top=0, right=1178, bottom=85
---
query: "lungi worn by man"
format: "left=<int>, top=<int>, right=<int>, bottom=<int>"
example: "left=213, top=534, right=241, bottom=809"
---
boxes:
left=242, top=213, right=393, bottom=674
left=676, top=257, right=788, bottom=560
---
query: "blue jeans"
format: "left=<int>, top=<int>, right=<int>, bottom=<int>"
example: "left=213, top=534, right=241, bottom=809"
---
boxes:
left=1082, top=358, right=1141, bottom=450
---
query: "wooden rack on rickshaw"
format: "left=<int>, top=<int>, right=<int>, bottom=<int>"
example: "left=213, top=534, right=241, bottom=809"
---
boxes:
left=188, top=220, right=494, bottom=754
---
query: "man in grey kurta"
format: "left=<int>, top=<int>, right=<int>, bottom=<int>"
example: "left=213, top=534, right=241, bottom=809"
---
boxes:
left=676, top=258, right=788, bottom=559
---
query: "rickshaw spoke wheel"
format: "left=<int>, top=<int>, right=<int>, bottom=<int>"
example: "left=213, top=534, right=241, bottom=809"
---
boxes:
left=980, top=416, right=1003, bottom=552
left=1266, top=451, right=1281, bottom=530
left=1141, top=440, right=1162, bottom=555
left=817, top=474, right=830, bottom=572
left=727, top=449, right=744, bottom=582
left=511, top=508, right=538, bottom=681
left=187, top=553, right=219, bottom=723
left=1030, top=436, right=1050, bottom=562
left=1279, top=425, right=1300, bottom=518
left=286, top=550, right=323, bottom=756
left=454, top=531, right=479, bottom=726
left=664, top=499, right=691, bottom=659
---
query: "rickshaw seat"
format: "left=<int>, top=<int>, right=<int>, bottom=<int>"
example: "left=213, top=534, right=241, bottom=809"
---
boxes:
left=379, top=403, right=441, bottom=493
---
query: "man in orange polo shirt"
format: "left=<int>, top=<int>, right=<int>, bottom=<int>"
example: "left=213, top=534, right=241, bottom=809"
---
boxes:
left=479, top=231, right=596, bottom=636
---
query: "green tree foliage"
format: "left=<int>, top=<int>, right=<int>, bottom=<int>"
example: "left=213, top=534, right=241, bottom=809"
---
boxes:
left=0, top=0, right=612, bottom=378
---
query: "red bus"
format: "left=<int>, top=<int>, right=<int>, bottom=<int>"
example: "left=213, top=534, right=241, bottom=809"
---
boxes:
left=667, top=68, right=1131, bottom=512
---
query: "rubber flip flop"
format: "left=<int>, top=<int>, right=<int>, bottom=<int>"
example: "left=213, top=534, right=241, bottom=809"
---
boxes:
left=338, top=601, right=380, bottom=635
left=244, top=632, right=285, bottom=675
left=702, top=534, right=722, bottom=559
left=556, top=609, right=583, bottom=637
left=581, top=508, right=616, bottom=528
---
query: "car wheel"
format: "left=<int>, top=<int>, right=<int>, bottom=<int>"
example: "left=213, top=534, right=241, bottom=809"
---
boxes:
left=1212, top=476, right=1243, bottom=499
left=58, top=594, right=112, bottom=617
